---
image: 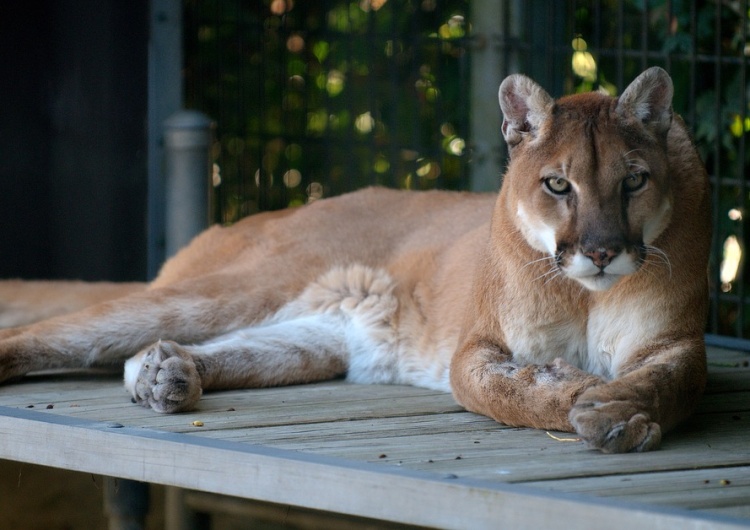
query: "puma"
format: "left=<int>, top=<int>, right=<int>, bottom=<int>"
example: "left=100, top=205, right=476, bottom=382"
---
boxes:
left=0, top=67, right=710, bottom=453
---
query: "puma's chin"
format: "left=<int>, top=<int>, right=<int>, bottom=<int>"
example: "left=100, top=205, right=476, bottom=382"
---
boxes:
left=572, top=273, right=625, bottom=292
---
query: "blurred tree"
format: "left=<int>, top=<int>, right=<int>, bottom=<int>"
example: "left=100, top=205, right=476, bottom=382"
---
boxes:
left=184, top=0, right=471, bottom=222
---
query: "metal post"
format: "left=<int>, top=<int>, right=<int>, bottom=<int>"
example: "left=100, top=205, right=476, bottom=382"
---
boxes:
left=163, top=110, right=214, bottom=259
left=165, top=487, right=206, bottom=530
left=147, top=0, right=183, bottom=278
left=469, top=0, right=510, bottom=192
left=104, top=477, right=150, bottom=530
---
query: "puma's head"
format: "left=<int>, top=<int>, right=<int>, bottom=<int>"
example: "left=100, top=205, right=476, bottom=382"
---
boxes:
left=498, top=67, right=675, bottom=291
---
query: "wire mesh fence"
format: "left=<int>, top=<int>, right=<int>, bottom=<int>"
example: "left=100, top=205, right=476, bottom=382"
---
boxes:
left=560, top=1, right=749, bottom=339
left=184, top=0, right=471, bottom=219
left=184, top=0, right=750, bottom=339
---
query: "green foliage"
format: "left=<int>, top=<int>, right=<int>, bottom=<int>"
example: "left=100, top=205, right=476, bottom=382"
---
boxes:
left=184, top=0, right=471, bottom=221
left=185, top=0, right=750, bottom=337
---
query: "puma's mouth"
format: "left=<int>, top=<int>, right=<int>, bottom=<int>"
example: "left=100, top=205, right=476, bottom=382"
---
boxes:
left=575, top=271, right=625, bottom=291
left=562, top=251, right=641, bottom=291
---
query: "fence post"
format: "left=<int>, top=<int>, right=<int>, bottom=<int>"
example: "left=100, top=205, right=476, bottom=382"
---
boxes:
left=163, top=110, right=214, bottom=259
left=147, top=0, right=183, bottom=279
left=469, top=1, right=508, bottom=192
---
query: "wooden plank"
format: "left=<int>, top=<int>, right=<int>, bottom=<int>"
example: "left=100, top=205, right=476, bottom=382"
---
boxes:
left=0, top=348, right=747, bottom=527
left=30, top=401, right=746, bottom=493
left=0, top=378, right=463, bottom=429
left=706, top=370, right=750, bottom=393
left=706, top=346, right=750, bottom=364
left=708, top=505, right=750, bottom=519
left=198, top=411, right=498, bottom=444
left=523, top=466, right=750, bottom=511
left=198, top=412, right=749, bottom=484
left=1, top=346, right=745, bottom=423
left=4, top=372, right=745, bottom=433
left=0, top=358, right=747, bottom=485
left=0, top=407, right=747, bottom=530
left=177, top=489, right=420, bottom=530
left=696, top=391, right=750, bottom=414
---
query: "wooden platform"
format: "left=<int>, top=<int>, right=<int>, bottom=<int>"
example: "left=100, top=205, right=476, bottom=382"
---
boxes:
left=0, top=346, right=748, bottom=529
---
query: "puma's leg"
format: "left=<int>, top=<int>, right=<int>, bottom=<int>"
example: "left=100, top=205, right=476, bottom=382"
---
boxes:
left=0, top=275, right=295, bottom=384
left=569, top=337, right=706, bottom=453
left=124, top=265, right=402, bottom=412
left=124, top=314, right=350, bottom=413
left=450, top=340, right=604, bottom=433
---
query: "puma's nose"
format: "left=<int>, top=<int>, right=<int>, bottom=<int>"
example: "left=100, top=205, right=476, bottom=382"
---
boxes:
left=584, top=247, right=620, bottom=269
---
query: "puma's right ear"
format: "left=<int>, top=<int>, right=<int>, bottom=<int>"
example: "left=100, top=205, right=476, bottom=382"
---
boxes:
left=616, top=67, right=673, bottom=136
left=498, top=74, right=555, bottom=148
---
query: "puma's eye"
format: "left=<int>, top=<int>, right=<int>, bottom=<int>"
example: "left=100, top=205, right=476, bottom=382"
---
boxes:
left=544, top=176, right=572, bottom=195
left=623, top=172, right=649, bottom=193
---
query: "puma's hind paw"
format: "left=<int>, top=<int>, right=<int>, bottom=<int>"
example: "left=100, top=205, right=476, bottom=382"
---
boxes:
left=124, top=340, right=202, bottom=413
left=569, top=391, right=662, bottom=453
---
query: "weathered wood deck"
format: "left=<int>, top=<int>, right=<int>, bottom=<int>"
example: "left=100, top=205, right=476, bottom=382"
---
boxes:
left=0, top=345, right=748, bottom=529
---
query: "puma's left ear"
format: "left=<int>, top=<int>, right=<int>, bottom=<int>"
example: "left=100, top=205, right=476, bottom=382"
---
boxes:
left=498, top=74, right=554, bottom=148
left=616, top=67, right=673, bottom=135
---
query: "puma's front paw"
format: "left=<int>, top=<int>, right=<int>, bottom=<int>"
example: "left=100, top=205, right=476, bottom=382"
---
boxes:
left=124, top=340, right=202, bottom=413
left=569, top=387, right=661, bottom=453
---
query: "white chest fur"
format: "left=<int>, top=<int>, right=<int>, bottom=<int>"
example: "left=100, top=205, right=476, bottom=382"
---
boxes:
left=503, top=311, right=590, bottom=374
left=501, top=294, right=658, bottom=381
left=585, top=294, right=672, bottom=378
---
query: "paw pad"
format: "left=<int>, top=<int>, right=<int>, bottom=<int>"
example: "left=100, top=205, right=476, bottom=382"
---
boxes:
left=131, top=341, right=202, bottom=413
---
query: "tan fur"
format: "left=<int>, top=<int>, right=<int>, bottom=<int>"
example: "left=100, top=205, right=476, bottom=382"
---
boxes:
left=0, top=68, right=710, bottom=453
left=0, top=280, right=145, bottom=328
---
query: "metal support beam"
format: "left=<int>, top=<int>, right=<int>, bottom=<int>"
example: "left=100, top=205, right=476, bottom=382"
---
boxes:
left=104, top=477, right=150, bottom=530
left=469, top=0, right=522, bottom=192
left=163, top=110, right=214, bottom=259
left=148, top=0, right=184, bottom=278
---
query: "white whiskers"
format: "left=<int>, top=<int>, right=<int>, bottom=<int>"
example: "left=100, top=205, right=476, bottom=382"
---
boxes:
left=641, top=244, right=672, bottom=279
left=521, top=254, right=557, bottom=270
left=525, top=253, right=563, bottom=285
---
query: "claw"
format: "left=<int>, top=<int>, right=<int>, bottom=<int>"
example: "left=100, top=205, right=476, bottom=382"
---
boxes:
left=571, top=405, right=662, bottom=453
